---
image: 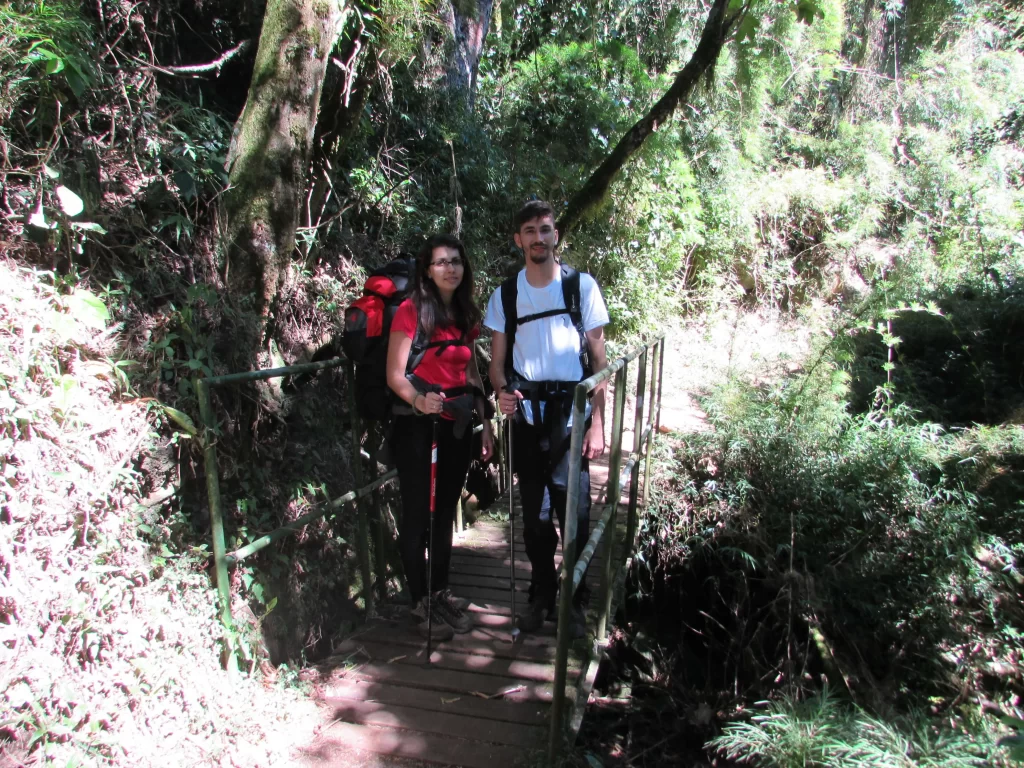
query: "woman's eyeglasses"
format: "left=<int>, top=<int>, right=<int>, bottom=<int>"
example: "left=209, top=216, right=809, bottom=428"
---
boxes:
left=430, top=258, right=464, bottom=270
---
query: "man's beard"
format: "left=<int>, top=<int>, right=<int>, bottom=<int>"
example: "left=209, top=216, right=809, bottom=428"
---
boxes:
left=528, top=247, right=552, bottom=264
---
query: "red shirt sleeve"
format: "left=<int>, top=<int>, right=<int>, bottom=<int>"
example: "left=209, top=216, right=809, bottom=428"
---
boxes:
left=391, top=299, right=417, bottom=338
left=469, top=324, right=480, bottom=342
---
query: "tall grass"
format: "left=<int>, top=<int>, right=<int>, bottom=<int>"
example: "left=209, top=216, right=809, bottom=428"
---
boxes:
left=710, top=688, right=988, bottom=767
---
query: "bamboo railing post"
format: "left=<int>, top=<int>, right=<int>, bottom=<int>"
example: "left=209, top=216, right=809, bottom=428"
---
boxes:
left=368, top=424, right=387, bottom=602
left=625, top=349, right=648, bottom=549
left=643, top=340, right=661, bottom=506
left=345, top=361, right=375, bottom=617
left=597, top=364, right=629, bottom=641
left=196, top=378, right=232, bottom=632
left=548, top=383, right=588, bottom=764
left=656, top=337, right=665, bottom=435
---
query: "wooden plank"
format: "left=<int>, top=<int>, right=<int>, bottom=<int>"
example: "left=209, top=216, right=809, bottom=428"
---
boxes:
left=450, top=546, right=523, bottom=560
left=341, top=629, right=557, bottom=664
left=462, top=610, right=556, bottom=633
left=305, top=720, right=538, bottom=768
left=321, top=696, right=546, bottom=748
left=340, top=639, right=563, bottom=684
left=337, top=659, right=554, bottom=702
left=447, top=561, right=532, bottom=580
left=319, top=676, right=549, bottom=726
left=347, top=620, right=559, bottom=659
left=447, top=571, right=529, bottom=592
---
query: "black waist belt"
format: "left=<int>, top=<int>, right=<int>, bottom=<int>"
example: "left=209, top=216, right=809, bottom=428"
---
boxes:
left=510, top=376, right=585, bottom=437
left=509, top=377, right=590, bottom=468
left=515, top=380, right=578, bottom=398
left=392, top=375, right=481, bottom=439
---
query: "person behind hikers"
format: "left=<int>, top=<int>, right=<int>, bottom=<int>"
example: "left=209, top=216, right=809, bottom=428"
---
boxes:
left=484, top=200, right=609, bottom=638
left=387, top=234, right=494, bottom=640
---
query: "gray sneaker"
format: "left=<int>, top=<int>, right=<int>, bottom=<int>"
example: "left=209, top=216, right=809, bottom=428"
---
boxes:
left=411, top=597, right=455, bottom=641
left=437, top=587, right=469, bottom=610
left=451, top=591, right=470, bottom=610
left=432, top=589, right=473, bottom=634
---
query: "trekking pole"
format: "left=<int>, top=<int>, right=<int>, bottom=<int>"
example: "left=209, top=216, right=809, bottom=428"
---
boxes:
left=426, top=414, right=439, bottom=664
left=505, top=386, right=520, bottom=641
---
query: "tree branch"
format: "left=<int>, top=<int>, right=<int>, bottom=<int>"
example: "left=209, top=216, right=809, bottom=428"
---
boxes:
left=159, top=40, right=252, bottom=76
left=557, top=0, right=737, bottom=235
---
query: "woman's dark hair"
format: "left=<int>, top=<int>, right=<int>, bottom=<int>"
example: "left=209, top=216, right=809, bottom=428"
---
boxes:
left=412, top=233, right=482, bottom=338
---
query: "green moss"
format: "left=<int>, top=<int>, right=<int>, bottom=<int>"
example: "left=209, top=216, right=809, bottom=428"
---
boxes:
left=312, top=0, right=332, bottom=19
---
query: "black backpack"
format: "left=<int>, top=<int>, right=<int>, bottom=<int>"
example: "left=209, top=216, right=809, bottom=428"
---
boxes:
left=499, top=263, right=593, bottom=382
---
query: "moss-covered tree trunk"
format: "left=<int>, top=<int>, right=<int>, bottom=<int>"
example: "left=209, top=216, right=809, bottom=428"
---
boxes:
left=223, top=0, right=350, bottom=363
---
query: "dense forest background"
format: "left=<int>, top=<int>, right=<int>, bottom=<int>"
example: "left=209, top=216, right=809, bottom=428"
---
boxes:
left=1, top=0, right=1023, bottom=764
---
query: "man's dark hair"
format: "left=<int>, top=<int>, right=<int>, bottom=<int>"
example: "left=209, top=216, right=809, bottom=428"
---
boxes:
left=513, top=200, right=556, bottom=233
left=412, top=233, right=482, bottom=338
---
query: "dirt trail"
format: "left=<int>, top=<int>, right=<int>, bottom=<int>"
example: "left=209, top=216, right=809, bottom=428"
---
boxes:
left=654, top=324, right=711, bottom=435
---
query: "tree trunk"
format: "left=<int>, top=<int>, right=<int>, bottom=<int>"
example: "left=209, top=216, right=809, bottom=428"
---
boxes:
left=223, top=0, right=349, bottom=361
left=557, top=0, right=737, bottom=236
left=437, top=0, right=493, bottom=108
left=838, top=0, right=886, bottom=121
left=306, top=40, right=376, bottom=239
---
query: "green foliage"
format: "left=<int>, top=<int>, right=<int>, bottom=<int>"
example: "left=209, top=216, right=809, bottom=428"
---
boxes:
left=635, top=318, right=1023, bottom=757
left=562, top=148, right=705, bottom=331
left=0, top=0, right=98, bottom=125
left=710, top=688, right=989, bottom=767
left=495, top=40, right=656, bottom=204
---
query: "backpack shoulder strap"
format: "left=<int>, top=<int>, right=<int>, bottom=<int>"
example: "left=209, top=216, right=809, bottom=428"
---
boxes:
left=500, top=275, right=518, bottom=380
left=560, top=264, right=593, bottom=378
left=406, top=327, right=470, bottom=376
left=406, top=324, right=429, bottom=375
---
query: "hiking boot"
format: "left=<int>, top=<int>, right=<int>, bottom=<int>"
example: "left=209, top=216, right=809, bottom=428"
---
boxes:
left=411, top=597, right=455, bottom=641
left=437, top=587, right=469, bottom=611
left=516, top=597, right=550, bottom=633
left=432, top=590, right=473, bottom=634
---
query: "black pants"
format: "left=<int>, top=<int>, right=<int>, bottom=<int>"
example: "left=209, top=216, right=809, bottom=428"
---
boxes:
left=392, top=415, right=472, bottom=603
left=512, top=413, right=592, bottom=609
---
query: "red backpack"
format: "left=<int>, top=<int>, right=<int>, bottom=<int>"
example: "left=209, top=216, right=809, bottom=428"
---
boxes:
left=342, top=256, right=417, bottom=421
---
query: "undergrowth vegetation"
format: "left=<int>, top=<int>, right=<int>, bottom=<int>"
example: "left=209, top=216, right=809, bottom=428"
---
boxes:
left=0, top=262, right=320, bottom=765
left=0, top=0, right=1022, bottom=764
left=582, top=294, right=1024, bottom=764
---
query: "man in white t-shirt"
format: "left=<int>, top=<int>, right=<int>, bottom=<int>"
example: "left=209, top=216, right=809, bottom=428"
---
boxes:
left=484, top=200, right=609, bottom=638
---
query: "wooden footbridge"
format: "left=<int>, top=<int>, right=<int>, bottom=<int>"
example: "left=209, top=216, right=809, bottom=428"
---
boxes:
left=194, top=337, right=665, bottom=767
left=303, top=462, right=619, bottom=767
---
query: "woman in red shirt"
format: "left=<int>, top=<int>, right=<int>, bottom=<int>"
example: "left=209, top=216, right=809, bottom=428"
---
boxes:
left=386, top=234, right=494, bottom=640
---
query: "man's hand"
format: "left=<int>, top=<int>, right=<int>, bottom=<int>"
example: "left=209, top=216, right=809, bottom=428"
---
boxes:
left=498, top=388, right=522, bottom=417
left=582, top=419, right=605, bottom=459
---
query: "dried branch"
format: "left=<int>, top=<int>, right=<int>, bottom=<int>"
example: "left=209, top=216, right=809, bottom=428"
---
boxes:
left=146, top=40, right=252, bottom=77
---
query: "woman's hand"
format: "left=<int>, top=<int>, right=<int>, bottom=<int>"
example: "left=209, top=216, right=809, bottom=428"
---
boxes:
left=480, top=421, right=494, bottom=462
left=418, top=391, right=445, bottom=416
